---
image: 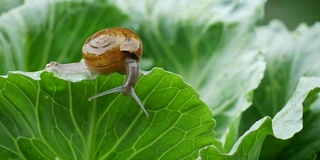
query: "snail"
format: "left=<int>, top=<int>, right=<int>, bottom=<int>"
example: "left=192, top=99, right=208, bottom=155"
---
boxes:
left=82, top=27, right=148, bottom=116
left=47, top=27, right=148, bottom=116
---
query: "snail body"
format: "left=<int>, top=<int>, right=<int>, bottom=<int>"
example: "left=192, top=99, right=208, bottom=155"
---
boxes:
left=82, top=27, right=148, bottom=116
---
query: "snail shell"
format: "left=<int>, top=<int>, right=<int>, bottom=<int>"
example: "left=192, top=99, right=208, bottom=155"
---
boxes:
left=82, top=27, right=143, bottom=75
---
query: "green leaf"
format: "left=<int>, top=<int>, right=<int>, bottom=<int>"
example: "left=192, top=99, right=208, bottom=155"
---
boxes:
left=199, top=117, right=273, bottom=160
left=235, top=21, right=320, bottom=159
left=118, top=0, right=267, bottom=139
left=259, top=79, right=320, bottom=160
left=0, top=0, right=127, bottom=73
left=0, top=68, right=219, bottom=159
left=0, top=0, right=268, bottom=141
left=2, top=0, right=320, bottom=159
left=276, top=97, right=320, bottom=159
left=0, top=0, right=22, bottom=15
left=250, top=20, right=320, bottom=118
left=271, top=78, right=320, bottom=139
left=200, top=77, right=320, bottom=159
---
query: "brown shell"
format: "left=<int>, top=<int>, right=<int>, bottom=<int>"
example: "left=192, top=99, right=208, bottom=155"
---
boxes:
left=82, top=27, right=143, bottom=75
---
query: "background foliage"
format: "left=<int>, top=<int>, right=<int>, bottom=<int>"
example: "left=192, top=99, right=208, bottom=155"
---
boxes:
left=0, top=0, right=319, bottom=159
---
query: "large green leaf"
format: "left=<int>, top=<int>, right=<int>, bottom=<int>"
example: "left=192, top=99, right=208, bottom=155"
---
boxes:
left=112, top=0, right=267, bottom=139
left=197, top=20, right=320, bottom=160
left=2, top=0, right=320, bottom=159
left=241, top=21, right=320, bottom=159
left=199, top=77, right=320, bottom=159
left=0, top=0, right=22, bottom=15
left=0, top=0, right=268, bottom=141
left=252, top=21, right=320, bottom=118
left=200, top=117, right=273, bottom=160
left=0, top=68, right=219, bottom=159
left=0, top=0, right=127, bottom=73
left=276, top=97, right=320, bottom=159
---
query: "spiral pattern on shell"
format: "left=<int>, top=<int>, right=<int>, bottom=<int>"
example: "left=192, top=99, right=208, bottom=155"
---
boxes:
left=82, top=27, right=143, bottom=75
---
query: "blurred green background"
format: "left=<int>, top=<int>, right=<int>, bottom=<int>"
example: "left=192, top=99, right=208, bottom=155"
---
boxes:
left=1, top=0, right=320, bottom=31
left=263, top=0, right=320, bottom=30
